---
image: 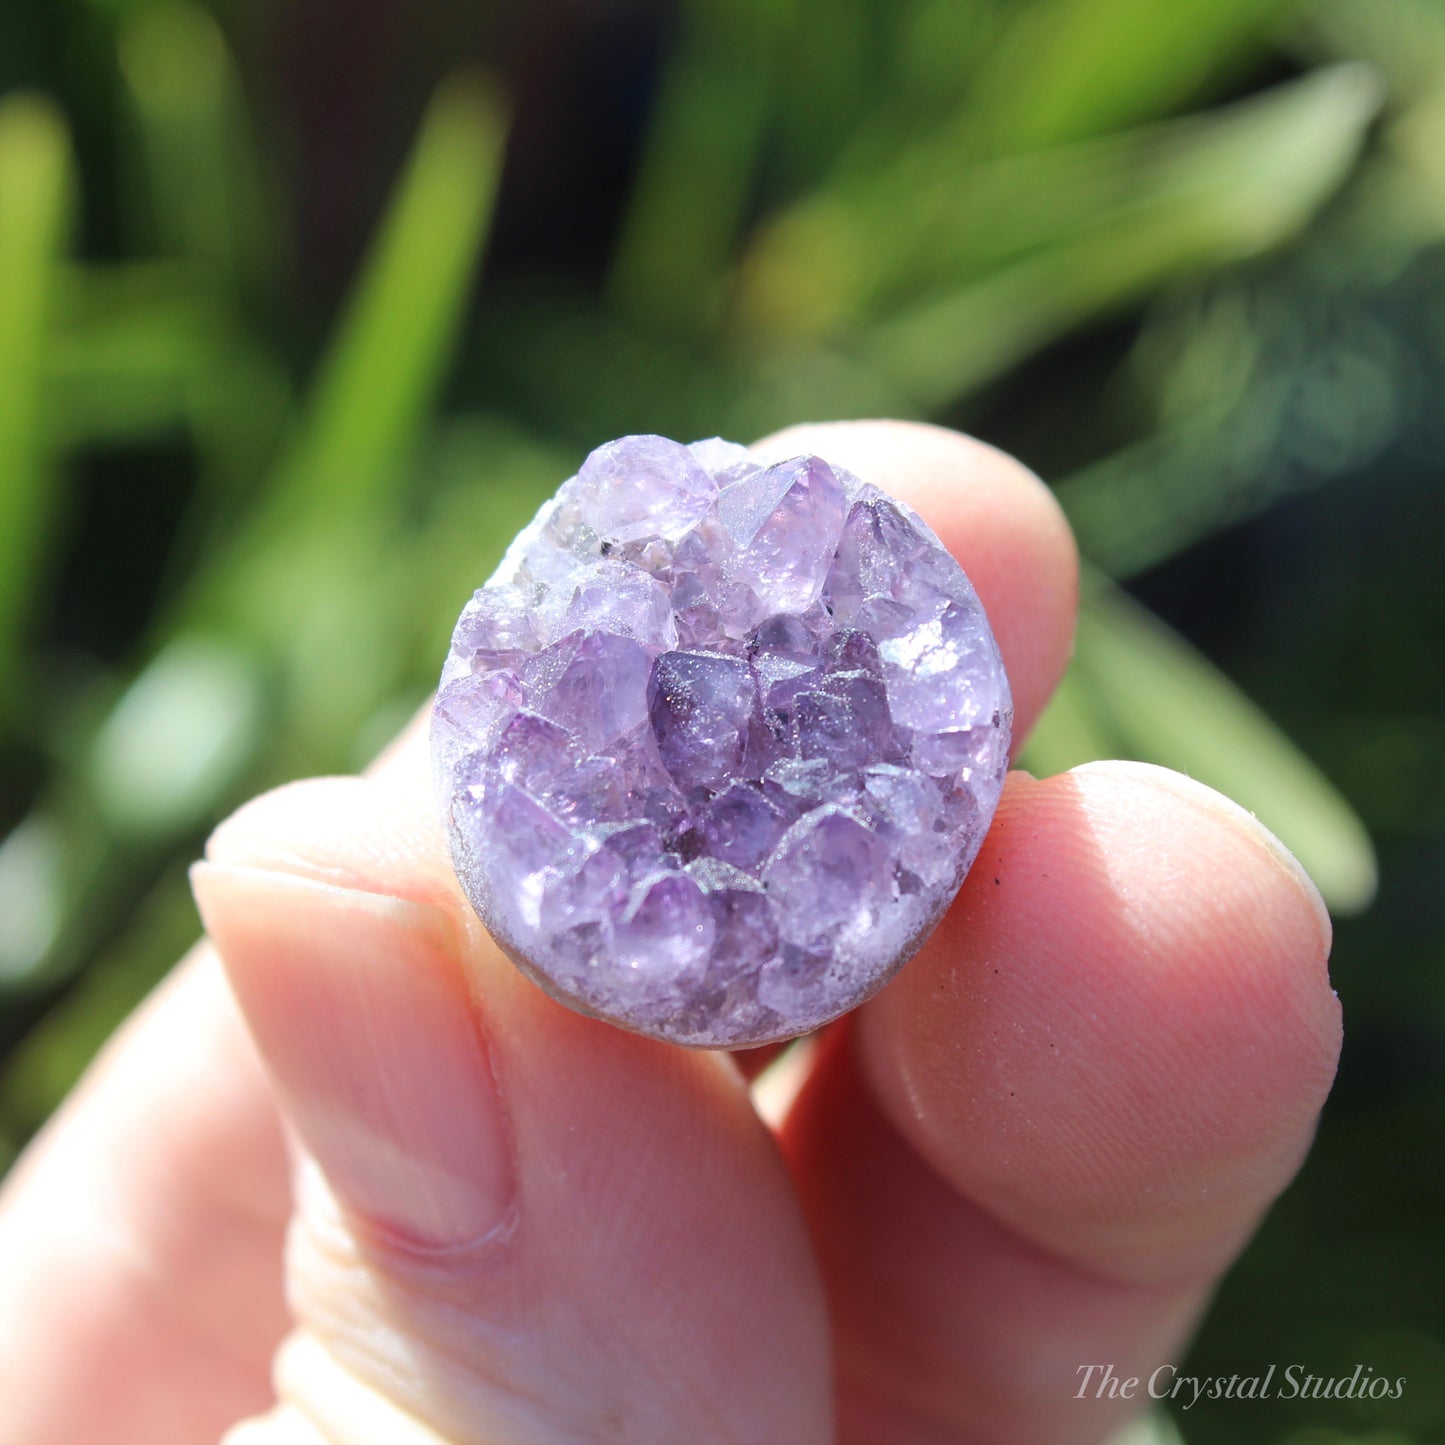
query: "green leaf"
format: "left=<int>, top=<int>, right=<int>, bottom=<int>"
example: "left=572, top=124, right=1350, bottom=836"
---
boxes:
left=609, top=0, right=796, bottom=332
left=118, top=2, right=274, bottom=292
left=1071, top=582, right=1377, bottom=914
left=269, top=73, right=508, bottom=520
left=0, top=94, right=74, bottom=711
left=964, top=0, right=1291, bottom=153
left=859, top=65, right=1382, bottom=406
left=738, top=63, right=1381, bottom=344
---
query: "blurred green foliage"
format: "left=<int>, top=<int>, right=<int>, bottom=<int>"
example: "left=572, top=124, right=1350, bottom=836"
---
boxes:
left=0, top=0, right=1442, bottom=1438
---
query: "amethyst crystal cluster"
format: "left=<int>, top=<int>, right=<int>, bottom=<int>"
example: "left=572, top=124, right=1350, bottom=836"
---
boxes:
left=433, top=435, right=1011, bottom=1046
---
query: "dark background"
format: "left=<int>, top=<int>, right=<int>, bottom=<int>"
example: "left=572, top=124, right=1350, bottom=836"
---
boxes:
left=0, top=2, right=1441, bottom=1441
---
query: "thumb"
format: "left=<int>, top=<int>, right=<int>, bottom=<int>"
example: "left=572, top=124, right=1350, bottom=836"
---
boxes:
left=191, top=775, right=830, bottom=1444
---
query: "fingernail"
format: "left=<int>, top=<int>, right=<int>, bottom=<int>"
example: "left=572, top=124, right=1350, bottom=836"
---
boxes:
left=191, top=861, right=514, bottom=1251
left=1070, top=759, right=1334, bottom=951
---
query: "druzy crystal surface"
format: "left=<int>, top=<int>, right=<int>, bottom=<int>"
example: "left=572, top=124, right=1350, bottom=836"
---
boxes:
left=433, top=435, right=1011, bottom=1047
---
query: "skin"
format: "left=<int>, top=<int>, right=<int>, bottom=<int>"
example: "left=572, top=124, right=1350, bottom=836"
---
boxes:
left=0, top=421, right=1341, bottom=1444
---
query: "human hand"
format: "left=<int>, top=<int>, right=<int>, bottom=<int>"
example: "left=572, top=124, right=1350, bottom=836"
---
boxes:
left=0, top=421, right=1341, bottom=1444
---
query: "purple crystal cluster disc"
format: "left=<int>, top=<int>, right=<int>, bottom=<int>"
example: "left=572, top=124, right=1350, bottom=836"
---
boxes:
left=433, top=435, right=1012, bottom=1047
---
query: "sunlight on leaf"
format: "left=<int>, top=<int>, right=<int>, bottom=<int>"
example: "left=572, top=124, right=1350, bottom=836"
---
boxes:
left=0, top=95, right=74, bottom=711
left=860, top=65, right=1382, bottom=406
left=968, top=0, right=1288, bottom=152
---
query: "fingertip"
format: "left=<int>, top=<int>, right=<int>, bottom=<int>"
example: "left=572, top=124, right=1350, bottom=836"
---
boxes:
left=1058, top=761, right=1341, bottom=1081
left=857, top=760, right=1341, bottom=1284
left=1070, top=759, right=1334, bottom=962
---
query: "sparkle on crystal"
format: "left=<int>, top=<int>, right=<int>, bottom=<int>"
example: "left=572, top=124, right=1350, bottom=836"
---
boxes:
left=434, top=434, right=1011, bottom=1047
